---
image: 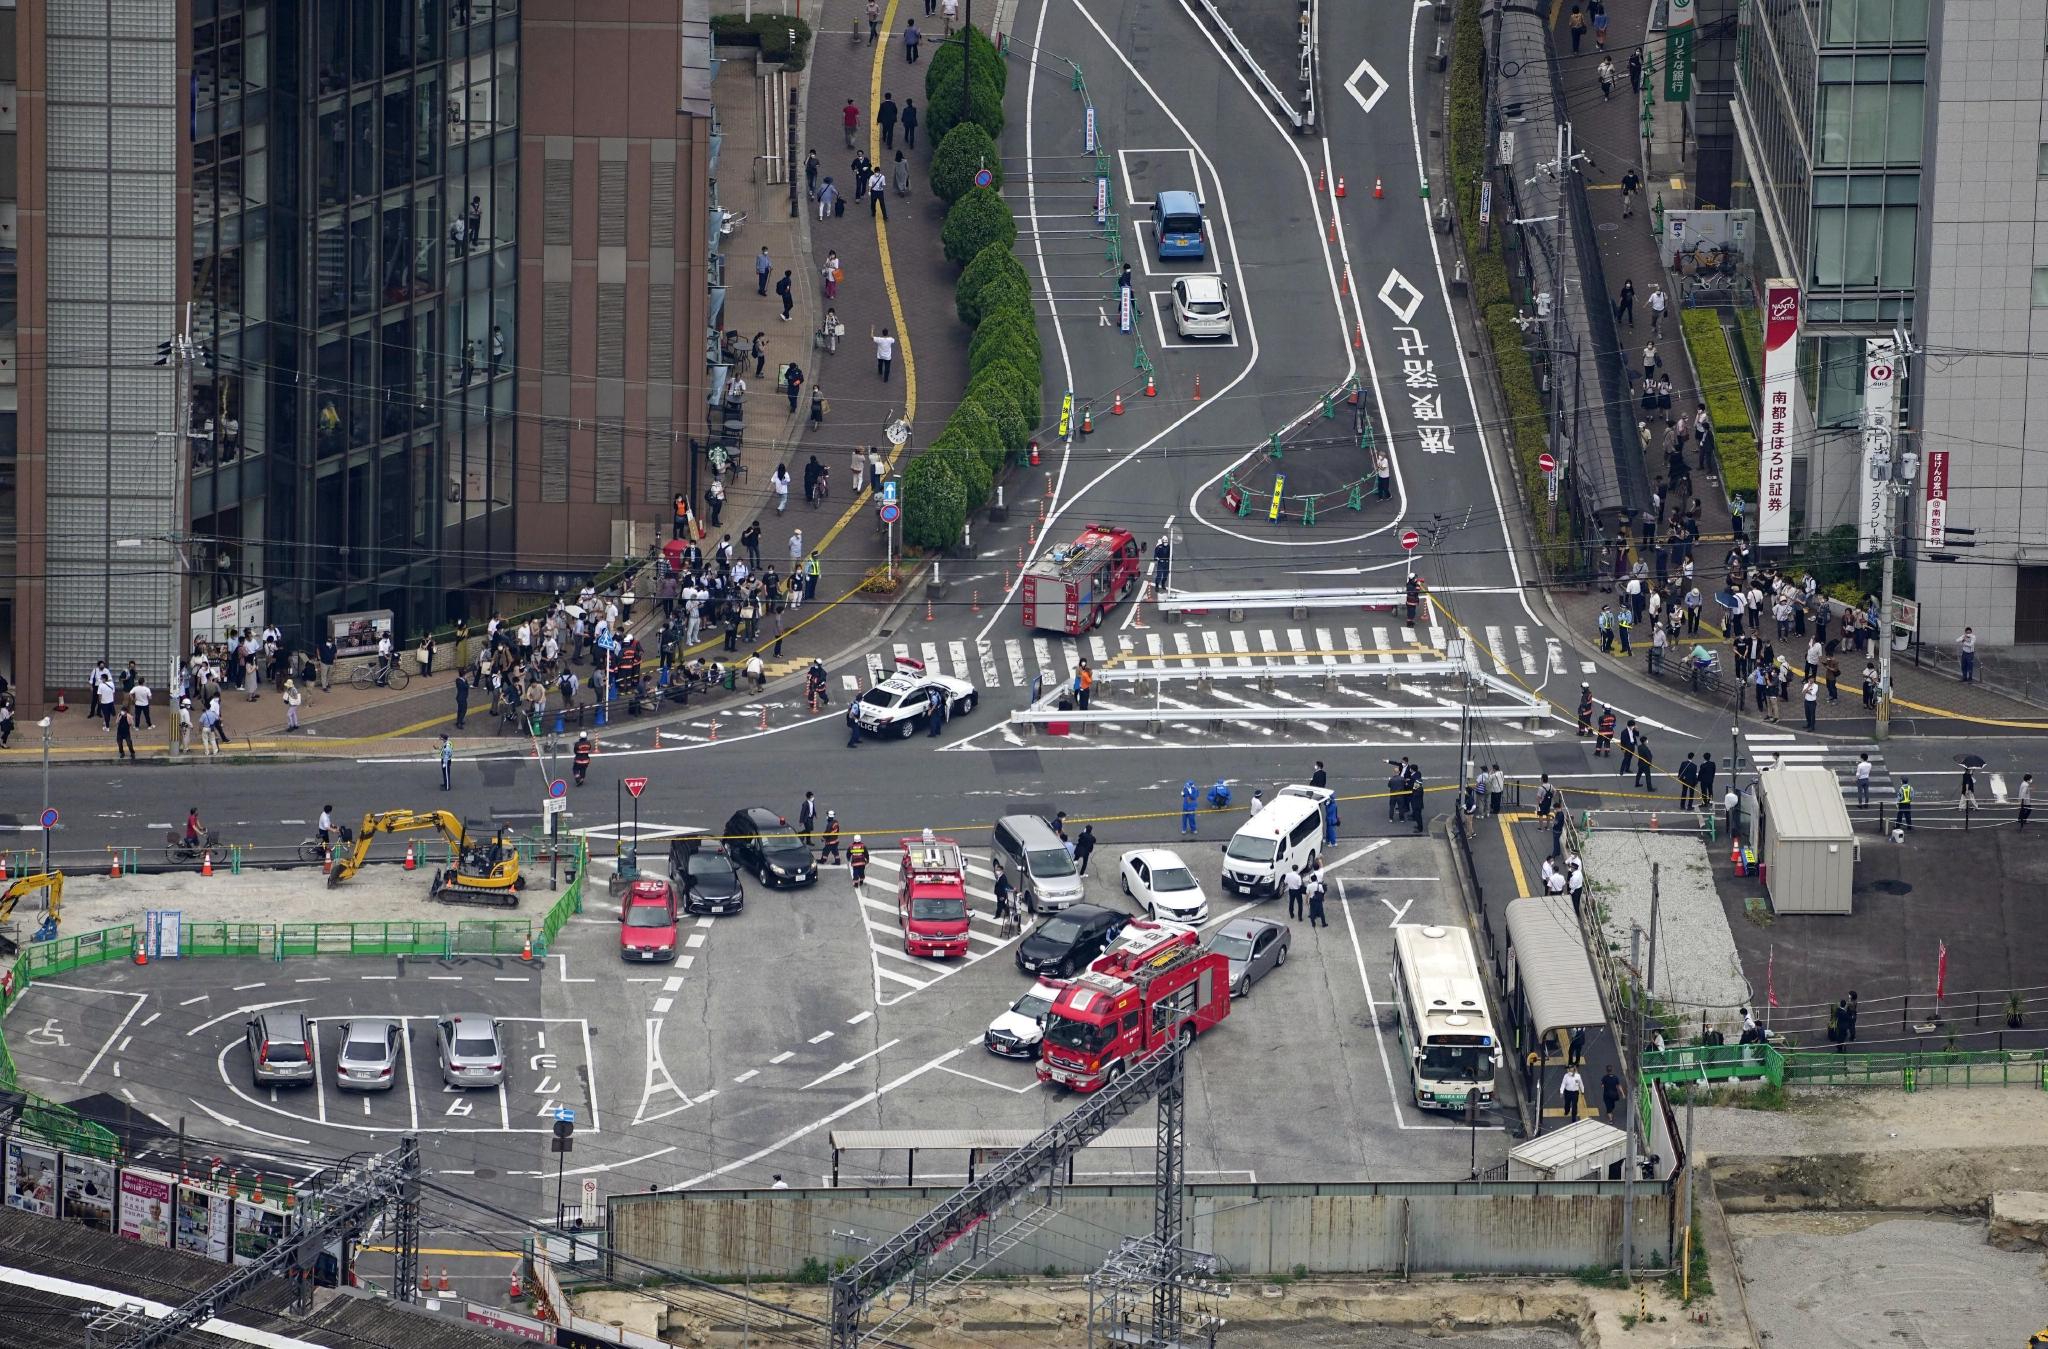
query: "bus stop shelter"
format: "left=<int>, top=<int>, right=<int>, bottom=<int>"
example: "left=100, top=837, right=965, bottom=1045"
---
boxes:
left=1504, top=895, right=1610, bottom=1131
left=827, top=1128, right=1155, bottom=1187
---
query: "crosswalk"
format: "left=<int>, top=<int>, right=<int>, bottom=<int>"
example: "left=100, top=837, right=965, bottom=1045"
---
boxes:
left=854, top=849, right=1018, bottom=1006
left=1744, top=732, right=1891, bottom=803
left=844, top=623, right=1567, bottom=698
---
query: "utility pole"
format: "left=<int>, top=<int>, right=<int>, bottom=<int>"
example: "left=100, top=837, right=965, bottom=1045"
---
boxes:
left=1874, top=546, right=1897, bottom=741
left=1621, top=925, right=1640, bottom=1281
left=157, top=303, right=198, bottom=758
left=1646, top=863, right=1661, bottom=999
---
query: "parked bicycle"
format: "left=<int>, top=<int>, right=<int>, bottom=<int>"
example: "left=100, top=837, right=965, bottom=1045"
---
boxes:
left=348, top=657, right=411, bottom=691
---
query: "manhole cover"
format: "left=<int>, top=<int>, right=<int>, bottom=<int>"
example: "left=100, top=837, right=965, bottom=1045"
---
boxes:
left=472, top=1168, right=498, bottom=1180
left=1597, top=221, right=1621, bottom=232
left=1867, top=879, right=1912, bottom=895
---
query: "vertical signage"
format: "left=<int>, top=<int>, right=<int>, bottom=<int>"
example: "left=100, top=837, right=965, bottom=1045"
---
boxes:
left=1858, top=337, right=1898, bottom=556
left=1095, top=175, right=1109, bottom=225
left=1085, top=106, right=1098, bottom=153
left=1923, top=450, right=1949, bottom=547
left=1758, top=279, right=1800, bottom=547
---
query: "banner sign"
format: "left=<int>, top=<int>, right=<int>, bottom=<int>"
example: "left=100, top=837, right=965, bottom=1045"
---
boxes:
left=1759, top=279, right=1800, bottom=547
left=1859, top=337, right=1898, bottom=556
left=1664, top=0, right=1696, bottom=101
left=1923, top=450, right=1949, bottom=547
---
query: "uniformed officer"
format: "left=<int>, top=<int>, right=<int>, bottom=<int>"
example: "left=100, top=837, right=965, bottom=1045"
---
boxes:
left=1895, top=778, right=1913, bottom=831
left=820, top=811, right=842, bottom=864
left=1180, top=781, right=1199, bottom=835
left=1595, top=706, right=1617, bottom=757
left=572, top=732, right=593, bottom=786
left=847, top=834, right=870, bottom=886
left=1576, top=684, right=1594, bottom=737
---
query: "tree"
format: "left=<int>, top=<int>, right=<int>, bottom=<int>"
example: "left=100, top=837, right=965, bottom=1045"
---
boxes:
left=966, top=385, right=1028, bottom=466
left=902, top=453, right=967, bottom=550
left=926, top=68, right=1004, bottom=145
left=965, top=270, right=1032, bottom=333
left=957, top=243, right=1029, bottom=326
left=964, top=25, right=1007, bottom=94
left=933, top=442, right=993, bottom=510
left=932, top=123, right=1002, bottom=206
left=969, top=309, right=1040, bottom=374
left=942, top=188, right=1016, bottom=269
left=971, top=356, right=1043, bottom=432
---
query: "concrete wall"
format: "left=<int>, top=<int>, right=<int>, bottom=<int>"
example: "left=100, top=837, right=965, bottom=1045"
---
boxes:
left=605, top=1183, right=1674, bottom=1280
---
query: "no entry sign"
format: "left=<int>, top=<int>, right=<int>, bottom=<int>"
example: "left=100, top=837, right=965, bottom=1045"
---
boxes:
left=1537, top=452, right=1556, bottom=474
left=1400, top=530, right=1420, bottom=552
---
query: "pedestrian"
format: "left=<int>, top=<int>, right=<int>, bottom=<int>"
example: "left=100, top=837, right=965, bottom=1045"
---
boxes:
left=453, top=670, right=470, bottom=729
left=1597, top=55, right=1615, bottom=100
left=901, top=98, right=919, bottom=148
left=1959, top=763, right=1980, bottom=813
left=873, top=326, right=896, bottom=381
left=1567, top=1025, right=1586, bottom=1066
left=868, top=166, right=888, bottom=216
left=1845, top=990, right=1858, bottom=1043
left=1958, top=626, right=1976, bottom=682
left=1375, top=449, right=1392, bottom=499
left=1306, top=872, right=1328, bottom=927
left=903, top=18, right=920, bottom=61
left=798, top=790, right=818, bottom=844
left=893, top=150, right=911, bottom=197
left=1284, top=865, right=1305, bottom=921
left=942, top=0, right=959, bottom=31
left=1601, top=1066, right=1622, bottom=1121
left=822, top=250, right=840, bottom=300
left=1074, top=824, right=1096, bottom=873
left=775, top=269, right=794, bottom=321
left=1388, top=759, right=1408, bottom=820
left=1895, top=777, right=1913, bottom=830
left=755, top=245, right=772, bottom=295
left=1647, top=281, right=1668, bottom=337
left=1568, top=3, right=1585, bottom=51
left=842, top=98, right=860, bottom=149
left=878, top=91, right=898, bottom=148
left=1803, top=676, right=1820, bottom=730
left=283, top=679, right=302, bottom=733
left=808, top=381, right=827, bottom=432
left=1615, top=277, right=1635, bottom=328
left=114, top=703, right=137, bottom=760
left=785, top=360, right=805, bottom=413
left=1488, top=764, right=1506, bottom=816
left=804, top=148, right=820, bottom=199
left=1628, top=45, right=1643, bottom=93
left=572, top=731, right=592, bottom=786
left=1634, top=735, right=1656, bottom=791
left=2020, top=773, right=2034, bottom=831
left=1410, top=777, right=1426, bottom=833
left=1074, top=659, right=1093, bottom=710
left=1620, top=166, right=1640, bottom=218
left=1678, top=752, right=1699, bottom=808
left=849, top=835, right=870, bottom=885
left=818, top=176, right=840, bottom=220
left=439, top=734, right=454, bottom=791
left=132, top=676, right=154, bottom=728
left=1560, top=1065, right=1583, bottom=1120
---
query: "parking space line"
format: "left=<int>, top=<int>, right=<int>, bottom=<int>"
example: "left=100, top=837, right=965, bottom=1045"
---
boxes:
left=179, top=995, right=209, bottom=1006
left=496, top=1079, right=509, bottom=1131
left=140, top=1012, right=159, bottom=1028
left=76, top=990, right=147, bottom=1086
left=233, top=982, right=265, bottom=992
left=733, top=1069, right=759, bottom=1083
left=769, top=1050, right=795, bottom=1064
left=580, top=1019, right=602, bottom=1132
left=360, top=974, right=397, bottom=981
left=312, top=1024, right=329, bottom=1125
left=807, top=1031, right=834, bottom=1045
left=295, top=977, right=331, bottom=984
left=428, top=975, right=463, bottom=981
left=846, top=1011, right=873, bottom=1026
left=494, top=977, right=529, bottom=983
left=875, top=966, right=926, bottom=990
left=402, top=1028, right=421, bottom=1131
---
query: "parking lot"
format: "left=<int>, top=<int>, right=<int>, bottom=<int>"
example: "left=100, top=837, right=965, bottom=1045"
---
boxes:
left=10, top=827, right=1513, bottom=1209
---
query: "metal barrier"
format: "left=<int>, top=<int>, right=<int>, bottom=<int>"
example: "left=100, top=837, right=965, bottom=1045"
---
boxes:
left=1641, top=1044, right=2048, bottom=1091
left=1156, top=586, right=1406, bottom=619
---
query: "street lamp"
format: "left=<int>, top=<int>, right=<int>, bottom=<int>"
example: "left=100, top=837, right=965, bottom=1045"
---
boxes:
left=38, top=717, right=53, bottom=874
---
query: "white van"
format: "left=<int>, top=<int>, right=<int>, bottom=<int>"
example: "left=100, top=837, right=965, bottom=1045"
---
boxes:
left=1220, top=785, right=1332, bottom=898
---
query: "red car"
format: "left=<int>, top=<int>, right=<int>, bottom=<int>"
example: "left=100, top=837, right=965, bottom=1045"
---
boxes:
left=619, top=878, right=680, bottom=962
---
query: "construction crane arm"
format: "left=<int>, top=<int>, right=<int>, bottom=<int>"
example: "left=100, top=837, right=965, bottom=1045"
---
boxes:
left=0, top=872, right=61, bottom=926
left=328, top=811, right=471, bottom=887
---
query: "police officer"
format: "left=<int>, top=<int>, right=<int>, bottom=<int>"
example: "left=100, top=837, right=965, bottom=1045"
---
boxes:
left=847, top=834, right=870, bottom=886
left=1895, top=777, right=1913, bottom=831
left=572, top=732, right=593, bottom=786
left=1180, top=780, right=1199, bottom=835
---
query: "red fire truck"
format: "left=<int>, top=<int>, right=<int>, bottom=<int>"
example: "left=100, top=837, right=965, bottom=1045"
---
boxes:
left=1036, top=921, right=1230, bottom=1091
left=896, top=836, right=972, bottom=958
left=1020, top=525, right=1142, bottom=634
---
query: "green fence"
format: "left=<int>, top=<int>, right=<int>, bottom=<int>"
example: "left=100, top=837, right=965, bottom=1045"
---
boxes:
left=535, top=842, right=589, bottom=955
left=1642, top=1044, right=2048, bottom=1091
left=183, top=923, right=277, bottom=957
left=17, top=924, right=134, bottom=981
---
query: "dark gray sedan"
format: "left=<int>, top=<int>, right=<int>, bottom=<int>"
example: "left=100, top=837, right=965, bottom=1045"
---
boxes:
left=1207, top=917, right=1290, bottom=998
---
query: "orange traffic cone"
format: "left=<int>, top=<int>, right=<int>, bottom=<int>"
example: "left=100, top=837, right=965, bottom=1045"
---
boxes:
left=1028, top=439, right=1041, bottom=466
left=971, top=590, right=982, bottom=614
left=1081, top=406, right=1094, bottom=434
left=438, top=1269, right=451, bottom=1294
left=1144, top=373, right=1156, bottom=398
left=520, top=935, right=533, bottom=961
left=1327, top=218, right=1336, bottom=243
left=421, top=1271, right=433, bottom=1294
left=927, top=594, right=936, bottom=621
left=1, top=854, right=10, bottom=881
left=1730, top=836, right=1741, bottom=864
left=1649, top=813, right=1660, bottom=830
left=653, top=726, right=662, bottom=748
left=1373, top=176, right=1384, bottom=199
left=200, top=851, right=214, bottom=878
left=133, top=932, right=148, bottom=966
left=509, top=1265, right=524, bottom=1300
left=403, top=841, right=417, bottom=870
left=1316, top=166, right=1326, bottom=193
left=757, top=706, right=769, bottom=730
left=322, top=849, right=332, bottom=875
left=1335, top=175, right=1347, bottom=199
left=1353, top=323, right=1364, bottom=350
left=53, top=690, right=68, bottom=713
left=708, top=719, right=718, bottom=742
left=1193, top=374, right=1203, bottom=401
left=1111, top=392, right=1124, bottom=415
left=1340, top=266, right=1350, bottom=295
left=109, top=852, right=122, bottom=879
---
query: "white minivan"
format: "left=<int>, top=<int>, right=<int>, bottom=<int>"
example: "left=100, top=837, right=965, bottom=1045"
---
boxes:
left=1220, top=785, right=1332, bottom=898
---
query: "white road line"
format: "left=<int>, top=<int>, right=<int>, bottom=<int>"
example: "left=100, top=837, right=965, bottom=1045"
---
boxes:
left=663, top=976, right=685, bottom=992
left=180, top=995, right=210, bottom=1007
left=769, top=1050, right=795, bottom=1064
left=799, top=1038, right=901, bottom=1091
left=633, top=1017, right=690, bottom=1126
left=733, top=1069, right=759, bottom=1083
left=846, top=1011, right=873, bottom=1025
left=652, top=998, right=673, bottom=1014
left=808, top=1031, right=835, bottom=1044
left=938, top=1063, right=1041, bottom=1095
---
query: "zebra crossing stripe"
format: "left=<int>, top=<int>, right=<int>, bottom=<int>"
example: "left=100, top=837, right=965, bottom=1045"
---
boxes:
left=980, top=639, right=1001, bottom=688
left=1090, top=635, right=1110, bottom=663
left=1173, top=631, right=1195, bottom=667
left=1373, top=628, right=1394, bottom=664
left=1231, top=630, right=1251, bottom=665
left=1514, top=626, right=1538, bottom=677
left=866, top=652, right=886, bottom=685
left=1006, top=639, right=1027, bottom=687
left=1285, top=628, right=1308, bottom=665
left=1484, top=625, right=1508, bottom=676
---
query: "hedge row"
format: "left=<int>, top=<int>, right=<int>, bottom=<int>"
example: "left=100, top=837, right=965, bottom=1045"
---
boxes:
left=1679, top=308, right=1760, bottom=502
left=925, top=27, right=1006, bottom=144
left=708, top=13, right=814, bottom=70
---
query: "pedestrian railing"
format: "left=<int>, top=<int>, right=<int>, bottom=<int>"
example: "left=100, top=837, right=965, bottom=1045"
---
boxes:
left=1641, top=1043, right=2048, bottom=1091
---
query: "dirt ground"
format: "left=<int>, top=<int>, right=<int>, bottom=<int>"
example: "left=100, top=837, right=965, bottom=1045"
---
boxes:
left=1224, top=1324, right=1578, bottom=1349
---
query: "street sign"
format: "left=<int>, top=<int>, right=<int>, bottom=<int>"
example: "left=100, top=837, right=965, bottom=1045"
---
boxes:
left=39, top=808, right=57, bottom=830
left=1537, top=452, right=1556, bottom=474
left=879, top=502, right=901, bottom=524
left=1400, top=530, right=1420, bottom=552
left=555, top=1106, right=576, bottom=1124
left=623, top=777, right=649, bottom=799
left=974, top=167, right=994, bottom=188
left=581, top=1178, right=599, bottom=1214
left=882, top=478, right=898, bottom=505
left=548, top=778, right=568, bottom=799
left=543, top=797, right=568, bottom=819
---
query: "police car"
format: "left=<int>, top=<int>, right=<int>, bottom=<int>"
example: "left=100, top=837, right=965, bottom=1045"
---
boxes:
left=846, top=657, right=978, bottom=737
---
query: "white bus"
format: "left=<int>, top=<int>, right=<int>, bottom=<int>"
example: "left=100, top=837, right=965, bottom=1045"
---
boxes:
left=1390, top=923, right=1499, bottom=1111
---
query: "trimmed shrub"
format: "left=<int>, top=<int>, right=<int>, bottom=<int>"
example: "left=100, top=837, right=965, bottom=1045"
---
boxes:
left=902, top=452, right=967, bottom=550
left=965, top=25, right=1007, bottom=94
left=957, top=243, right=1029, bottom=326
left=942, top=188, right=1016, bottom=268
left=935, top=442, right=993, bottom=511
left=943, top=398, right=1003, bottom=469
left=969, top=274, right=1033, bottom=337
left=1679, top=307, right=1761, bottom=501
left=709, top=13, right=814, bottom=70
left=932, top=123, right=1002, bottom=205
left=974, top=355, right=1043, bottom=428
left=968, top=368, right=1031, bottom=434
left=970, top=310, right=1039, bottom=376
left=927, top=68, right=1005, bottom=145
left=926, top=25, right=1006, bottom=102
left=967, top=387, right=1028, bottom=463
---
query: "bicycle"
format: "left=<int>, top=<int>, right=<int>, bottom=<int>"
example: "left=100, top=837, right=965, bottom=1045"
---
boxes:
left=348, top=658, right=411, bottom=691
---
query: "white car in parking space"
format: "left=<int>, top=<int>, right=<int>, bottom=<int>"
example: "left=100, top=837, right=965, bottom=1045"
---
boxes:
left=984, top=977, right=1068, bottom=1059
left=1119, top=848, right=1209, bottom=923
left=1170, top=275, right=1234, bottom=340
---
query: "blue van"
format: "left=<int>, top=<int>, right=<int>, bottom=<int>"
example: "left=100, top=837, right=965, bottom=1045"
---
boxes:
left=1151, top=189, right=1207, bottom=260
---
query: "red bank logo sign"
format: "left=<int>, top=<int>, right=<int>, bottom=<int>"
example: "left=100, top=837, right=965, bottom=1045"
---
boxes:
left=1758, top=280, right=1801, bottom=547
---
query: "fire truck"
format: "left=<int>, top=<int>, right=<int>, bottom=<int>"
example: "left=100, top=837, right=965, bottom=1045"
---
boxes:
left=896, top=836, right=972, bottom=958
left=1020, top=524, right=1142, bottom=634
left=1036, top=920, right=1230, bottom=1091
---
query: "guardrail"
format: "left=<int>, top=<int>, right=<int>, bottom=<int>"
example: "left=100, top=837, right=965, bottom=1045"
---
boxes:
left=1157, top=586, right=1407, bottom=619
left=1009, top=702, right=1539, bottom=729
left=1090, top=659, right=1470, bottom=682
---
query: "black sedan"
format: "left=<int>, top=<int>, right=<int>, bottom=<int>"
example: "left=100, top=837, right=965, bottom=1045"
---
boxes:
left=674, top=841, right=746, bottom=916
left=721, top=808, right=818, bottom=888
left=1015, top=904, right=1127, bottom=978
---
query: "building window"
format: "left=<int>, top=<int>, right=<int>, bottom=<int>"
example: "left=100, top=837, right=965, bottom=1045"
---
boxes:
left=1815, top=55, right=1923, bottom=167
left=1815, top=336, right=1865, bottom=427
left=2033, top=267, right=2048, bottom=308
left=1821, top=0, right=1928, bottom=46
left=1810, top=174, right=1917, bottom=290
left=2039, top=143, right=2048, bottom=176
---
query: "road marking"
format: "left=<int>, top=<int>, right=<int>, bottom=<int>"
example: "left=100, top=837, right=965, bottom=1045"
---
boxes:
left=360, top=974, right=398, bottom=981
left=186, top=997, right=310, bottom=1038
left=769, top=1051, right=795, bottom=1064
left=232, top=983, right=266, bottom=992
left=74, top=991, right=148, bottom=1086
left=294, top=977, right=331, bottom=984
left=663, top=976, right=686, bottom=993
left=1343, top=55, right=1390, bottom=112
left=186, top=1096, right=311, bottom=1145
left=799, top=1039, right=900, bottom=1091
left=808, top=1031, right=835, bottom=1044
left=938, top=1063, right=1041, bottom=1094
left=428, top=975, right=463, bottom=981
left=846, top=1011, right=873, bottom=1026
left=179, top=995, right=210, bottom=1007
left=686, top=934, right=707, bottom=949
left=734, top=1069, right=759, bottom=1083
left=652, top=998, right=673, bottom=1014
left=494, top=977, right=529, bottom=983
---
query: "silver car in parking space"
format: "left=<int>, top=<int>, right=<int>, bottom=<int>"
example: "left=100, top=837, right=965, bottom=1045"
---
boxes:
left=1207, top=916, right=1290, bottom=998
left=335, top=1018, right=402, bottom=1092
left=434, top=1013, right=505, bottom=1089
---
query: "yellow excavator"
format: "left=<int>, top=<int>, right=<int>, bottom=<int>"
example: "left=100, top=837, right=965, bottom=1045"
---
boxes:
left=326, top=810, right=523, bottom=907
left=0, top=872, right=63, bottom=954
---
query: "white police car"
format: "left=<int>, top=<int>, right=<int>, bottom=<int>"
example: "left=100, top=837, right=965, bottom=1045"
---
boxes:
left=847, top=657, right=978, bottom=737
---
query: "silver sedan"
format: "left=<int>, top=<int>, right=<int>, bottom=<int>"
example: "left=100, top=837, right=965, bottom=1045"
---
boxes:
left=334, top=1018, right=402, bottom=1092
left=1207, top=917, right=1290, bottom=998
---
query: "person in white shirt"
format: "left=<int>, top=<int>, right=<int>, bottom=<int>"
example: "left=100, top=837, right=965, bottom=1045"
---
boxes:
left=131, top=678, right=153, bottom=728
left=872, top=326, right=896, bottom=382
left=375, top=631, right=395, bottom=684
left=1545, top=864, right=1568, bottom=896
left=2019, top=773, right=2034, bottom=831
left=1854, top=753, right=1873, bottom=809
left=1559, top=1066, right=1585, bottom=1118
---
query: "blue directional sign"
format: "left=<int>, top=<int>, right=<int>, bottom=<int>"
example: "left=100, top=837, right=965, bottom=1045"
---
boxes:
left=555, top=1106, right=576, bottom=1124
left=882, top=479, right=899, bottom=505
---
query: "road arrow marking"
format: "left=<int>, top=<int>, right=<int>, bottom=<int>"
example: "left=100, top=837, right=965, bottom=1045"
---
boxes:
left=1344, top=57, right=1390, bottom=114
left=1377, top=269, right=1425, bottom=323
